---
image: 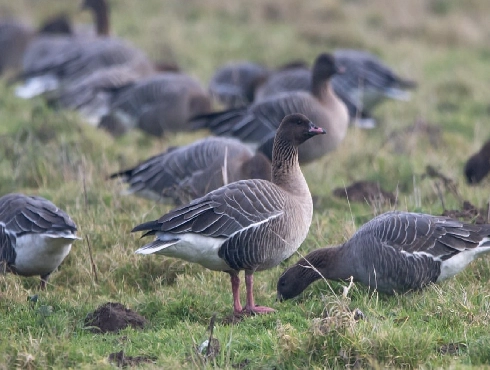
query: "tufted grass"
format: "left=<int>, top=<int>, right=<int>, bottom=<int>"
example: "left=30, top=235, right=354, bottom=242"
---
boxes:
left=1, top=0, right=490, bottom=368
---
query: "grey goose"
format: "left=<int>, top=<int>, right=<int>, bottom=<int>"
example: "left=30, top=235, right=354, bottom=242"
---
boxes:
left=208, top=61, right=270, bottom=108
left=464, top=139, right=490, bottom=184
left=110, top=137, right=271, bottom=204
left=193, top=53, right=349, bottom=164
left=132, top=113, right=325, bottom=315
left=277, top=211, right=490, bottom=299
left=0, top=193, right=79, bottom=289
left=15, top=0, right=154, bottom=102
left=0, top=15, right=73, bottom=76
left=98, top=72, right=212, bottom=136
left=255, top=49, right=417, bottom=128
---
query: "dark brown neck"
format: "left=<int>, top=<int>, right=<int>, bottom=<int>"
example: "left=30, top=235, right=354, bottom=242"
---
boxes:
left=91, top=1, right=110, bottom=36
left=310, top=71, right=332, bottom=101
left=271, top=137, right=302, bottom=192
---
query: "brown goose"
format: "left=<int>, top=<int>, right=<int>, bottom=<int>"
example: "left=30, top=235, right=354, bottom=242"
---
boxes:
left=464, top=139, right=490, bottom=184
left=0, top=193, right=80, bottom=289
left=110, top=137, right=271, bottom=204
left=277, top=211, right=490, bottom=299
left=132, top=113, right=325, bottom=315
left=98, top=72, right=211, bottom=136
left=15, top=0, right=154, bottom=100
left=255, top=49, right=417, bottom=129
left=193, top=53, right=349, bottom=164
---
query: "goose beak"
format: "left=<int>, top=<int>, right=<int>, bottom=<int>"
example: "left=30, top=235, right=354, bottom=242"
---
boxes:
left=308, top=122, right=326, bottom=136
left=276, top=292, right=284, bottom=302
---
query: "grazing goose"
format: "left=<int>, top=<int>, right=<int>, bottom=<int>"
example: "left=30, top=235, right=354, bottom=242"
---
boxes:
left=15, top=0, right=154, bottom=100
left=110, top=137, right=271, bottom=204
left=98, top=72, right=211, bottom=136
left=0, top=15, right=73, bottom=76
left=208, top=61, right=270, bottom=108
left=255, top=49, right=416, bottom=128
left=132, top=113, right=325, bottom=315
left=193, top=53, right=349, bottom=164
left=277, top=211, right=490, bottom=299
left=0, top=193, right=79, bottom=289
left=464, top=139, right=490, bottom=184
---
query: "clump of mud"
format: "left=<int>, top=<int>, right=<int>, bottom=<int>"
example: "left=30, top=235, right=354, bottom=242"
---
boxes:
left=84, top=302, right=147, bottom=334
left=333, top=180, right=396, bottom=205
left=108, top=350, right=156, bottom=367
left=442, top=201, right=489, bottom=224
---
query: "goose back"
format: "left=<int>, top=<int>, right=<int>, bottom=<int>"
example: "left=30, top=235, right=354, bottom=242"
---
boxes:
left=277, top=211, right=490, bottom=298
left=110, top=137, right=271, bottom=204
left=101, top=73, right=211, bottom=136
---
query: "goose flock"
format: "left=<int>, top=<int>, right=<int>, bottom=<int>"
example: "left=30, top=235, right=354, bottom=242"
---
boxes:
left=1, top=0, right=490, bottom=318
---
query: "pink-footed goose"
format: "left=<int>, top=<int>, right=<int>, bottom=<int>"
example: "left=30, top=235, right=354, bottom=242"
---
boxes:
left=193, top=53, right=349, bottom=164
left=110, top=137, right=271, bottom=204
left=132, top=113, right=325, bottom=315
left=98, top=72, right=212, bottom=136
left=255, top=49, right=417, bottom=129
left=15, top=0, right=154, bottom=101
left=277, top=211, right=490, bottom=299
left=0, top=193, right=80, bottom=289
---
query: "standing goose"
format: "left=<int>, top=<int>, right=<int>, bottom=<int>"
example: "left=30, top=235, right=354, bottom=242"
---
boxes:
left=132, top=113, right=325, bottom=315
left=15, top=0, right=154, bottom=100
left=255, top=49, right=417, bottom=128
left=277, top=211, right=490, bottom=299
left=0, top=193, right=80, bottom=289
left=98, top=72, right=212, bottom=136
left=464, top=139, right=490, bottom=184
left=193, top=53, right=349, bottom=164
left=110, top=137, right=271, bottom=204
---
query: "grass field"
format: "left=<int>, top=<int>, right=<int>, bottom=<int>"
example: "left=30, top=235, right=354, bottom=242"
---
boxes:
left=1, top=0, right=490, bottom=368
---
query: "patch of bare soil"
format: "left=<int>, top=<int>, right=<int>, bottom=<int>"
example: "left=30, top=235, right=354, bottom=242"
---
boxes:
left=108, top=350, right=156, bottom=367
left=333, top=180, right=396, bottom=205
left=441, top=201, right=489, bottom=224
left=438, top=342, right=467, bottom=355
left=84, top=302, right=147, bottom=334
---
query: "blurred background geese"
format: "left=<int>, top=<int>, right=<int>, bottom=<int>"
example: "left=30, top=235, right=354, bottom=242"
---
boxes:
left=255, top=49, right=417, bottom=128
left=98, top=72, right=212, bottom=136
left=277, top=211, right=490, bottom=299
left=132, top=114, right=325, bottom=315
left=110, top=137, right=271, bottom=204
left=0, top=193, right=79, bottom=289
left=208, top=61, right=269, bottom=108
left=14, top=0, right=155, bottom=107
left=0, top=14, right=73, bottom=76
left=193, top=53, right=348, bottom=164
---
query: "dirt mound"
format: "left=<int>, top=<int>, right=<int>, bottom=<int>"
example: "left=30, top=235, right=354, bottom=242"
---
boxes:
left=441, top=201, right=488, bottom=224
left=108, top=350, right=156, bottom=367
left=84, top=302, right=147, bottom=334
left=333, top=180, right=396, bottom=205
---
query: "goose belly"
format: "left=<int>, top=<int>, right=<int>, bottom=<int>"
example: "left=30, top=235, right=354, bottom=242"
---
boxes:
left=155, top=233, right=230, bottom=271
left=13, top=233, right=75, bottom=276
left=437, top=246, right=490, bottom=282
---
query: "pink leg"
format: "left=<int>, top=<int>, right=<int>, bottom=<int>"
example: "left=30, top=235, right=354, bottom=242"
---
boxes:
left=243, top=273, right=275, bottom=314
left=229, top=273, right=243, bottom=314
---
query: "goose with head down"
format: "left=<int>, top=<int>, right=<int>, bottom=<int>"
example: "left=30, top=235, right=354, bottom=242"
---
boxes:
left=132, top=113, right=325, bottom=315
left=277, top=211, right=490, bottom=300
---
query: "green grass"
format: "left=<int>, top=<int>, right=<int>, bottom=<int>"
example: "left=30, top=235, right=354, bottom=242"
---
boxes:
left=2, top=0, right=490, bottom=368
